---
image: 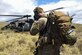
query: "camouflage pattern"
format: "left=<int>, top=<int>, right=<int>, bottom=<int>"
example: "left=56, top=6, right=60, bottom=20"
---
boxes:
left=30, top=17, right=47, bottom=35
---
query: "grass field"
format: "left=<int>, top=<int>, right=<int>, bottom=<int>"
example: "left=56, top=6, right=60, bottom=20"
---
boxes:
left=0, top=22, right=82, bottom=55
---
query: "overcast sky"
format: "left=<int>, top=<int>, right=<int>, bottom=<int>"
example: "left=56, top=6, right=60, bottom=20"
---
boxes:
left=0, top=0, right=82, bottom=24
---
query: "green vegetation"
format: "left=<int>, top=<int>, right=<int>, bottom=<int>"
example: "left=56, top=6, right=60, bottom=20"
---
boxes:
left=0, top=22, right=82, bottom=55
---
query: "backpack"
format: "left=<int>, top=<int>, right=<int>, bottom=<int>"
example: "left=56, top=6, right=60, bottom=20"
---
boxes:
left=44, top=10, right=77, bottom=45
left=46, top=10, right=71, bottom=36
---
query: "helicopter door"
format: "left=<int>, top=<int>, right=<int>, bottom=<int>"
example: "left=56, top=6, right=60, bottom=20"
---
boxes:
left=23, top=22, right=30, bottom=31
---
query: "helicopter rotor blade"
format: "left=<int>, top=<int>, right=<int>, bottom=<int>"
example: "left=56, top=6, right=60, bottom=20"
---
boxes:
left=5, top=14, right=31, bottom=22
left=0, top=14, right=31, bottom=17
left=44, top=5, right=78, bottom=13
left=53, top=7, right=64, bottom=10
left=0, top=15, right=23, bottom=17
left=44, top=7, right=64, bottom=13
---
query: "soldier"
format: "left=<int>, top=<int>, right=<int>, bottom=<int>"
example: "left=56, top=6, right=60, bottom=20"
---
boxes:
left=30, top=7, right=77, bottom=55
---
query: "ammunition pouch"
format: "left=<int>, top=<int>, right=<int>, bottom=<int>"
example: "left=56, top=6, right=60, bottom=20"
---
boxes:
left=36, top=37, right=48, bottom=46
left=64, top=28, right=77, bottom=45
left=36, top=36, right=57, bottom=47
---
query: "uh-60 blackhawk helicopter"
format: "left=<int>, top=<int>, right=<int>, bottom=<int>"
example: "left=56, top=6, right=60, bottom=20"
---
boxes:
left=0, top=6, right=81, bottom=32
left=0, top=14, right=34, bottom=32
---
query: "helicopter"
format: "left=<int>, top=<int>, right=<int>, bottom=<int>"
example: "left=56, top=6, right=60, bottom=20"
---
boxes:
left=0, top=14, right=34, bottom=32
left=0, top=7, right=81, bottom=32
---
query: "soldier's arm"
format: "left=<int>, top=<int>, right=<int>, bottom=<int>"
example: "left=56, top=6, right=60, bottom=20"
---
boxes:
left=30, top=21, right=39, bottom=35
left=30, top=17, right=47, bottom=35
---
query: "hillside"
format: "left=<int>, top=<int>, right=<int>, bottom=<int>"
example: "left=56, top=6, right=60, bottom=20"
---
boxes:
left=0, top=22, right=82, bottom=55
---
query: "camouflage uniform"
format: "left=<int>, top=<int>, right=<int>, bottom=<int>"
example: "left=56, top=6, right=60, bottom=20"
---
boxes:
left=30, top=7, right=77, bottom=55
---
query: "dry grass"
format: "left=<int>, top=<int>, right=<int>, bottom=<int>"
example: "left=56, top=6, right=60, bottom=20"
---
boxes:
left=0, top=31, right=38, bottom=55
left=0, top=22, right=82, bottom=55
